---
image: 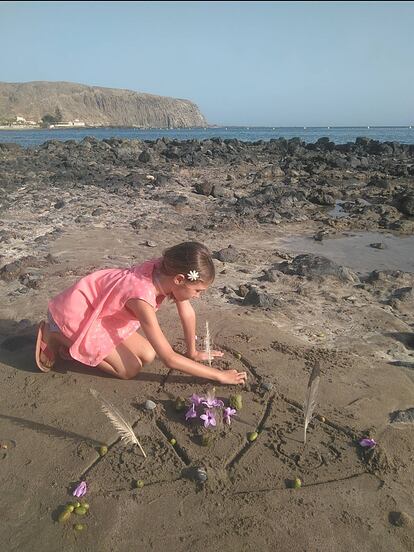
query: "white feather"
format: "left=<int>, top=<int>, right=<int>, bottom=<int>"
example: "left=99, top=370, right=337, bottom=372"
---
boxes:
left=204, top=321, right=212, bottom=367
left=90, top=389, right=147, bottom=458
left=303, top=364, right=320, bottom=445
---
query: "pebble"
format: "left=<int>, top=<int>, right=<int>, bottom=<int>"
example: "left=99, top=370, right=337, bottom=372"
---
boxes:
left=261, top=381, right=273, bottom=391
left=144, top=400, right=157, bottom=411
left=195, top=467, right=208, bottom=482
left=145, top=240, right=157, bottom=247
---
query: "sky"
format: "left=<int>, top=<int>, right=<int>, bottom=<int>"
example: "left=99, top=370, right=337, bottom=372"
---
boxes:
left=1, top=1, right=413, bottom=126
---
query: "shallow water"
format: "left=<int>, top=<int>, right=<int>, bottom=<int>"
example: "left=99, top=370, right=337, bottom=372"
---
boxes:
left=276, top=231, right=414, bottom=274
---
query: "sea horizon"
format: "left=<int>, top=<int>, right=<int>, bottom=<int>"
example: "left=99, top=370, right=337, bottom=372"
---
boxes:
left=1, top=125, right=414, bottom=148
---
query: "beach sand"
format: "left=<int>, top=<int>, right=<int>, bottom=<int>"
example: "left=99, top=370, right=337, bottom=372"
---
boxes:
left=1, top=223, right=413, bottom=552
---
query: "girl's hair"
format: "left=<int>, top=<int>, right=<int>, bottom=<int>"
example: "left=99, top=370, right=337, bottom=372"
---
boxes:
left=161, top=242, right=215, bottom=284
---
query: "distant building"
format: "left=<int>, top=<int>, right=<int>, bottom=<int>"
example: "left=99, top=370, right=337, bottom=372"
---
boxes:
left=50, top=119, right=86, bottom=128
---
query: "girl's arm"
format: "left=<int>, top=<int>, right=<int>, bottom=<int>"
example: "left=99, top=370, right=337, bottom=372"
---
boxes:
left=126, top=298, right=246, bottom=385
left=175, top=300, right=223, bottom=361
left=175, top=299, right=197, bottom=359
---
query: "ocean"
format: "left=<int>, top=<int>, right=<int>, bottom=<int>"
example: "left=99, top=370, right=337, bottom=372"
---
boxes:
left=0, top=126, right=413, bottom=148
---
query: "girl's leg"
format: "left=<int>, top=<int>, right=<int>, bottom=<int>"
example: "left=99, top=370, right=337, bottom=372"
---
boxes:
left=36, top=321, right=73, bottom=370
left=97, top=332, right=156, bottom=380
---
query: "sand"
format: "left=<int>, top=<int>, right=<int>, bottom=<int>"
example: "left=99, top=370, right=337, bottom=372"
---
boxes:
left=1, top=221, right=413, bottom=552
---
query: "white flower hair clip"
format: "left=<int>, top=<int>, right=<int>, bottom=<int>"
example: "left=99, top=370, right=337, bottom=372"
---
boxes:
left=187, top=270, right=200, bottom=281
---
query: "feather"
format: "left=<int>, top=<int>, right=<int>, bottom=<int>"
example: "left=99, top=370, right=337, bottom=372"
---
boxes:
left=204, top=321, right=212, bottom=367
left=303, top=363, right=321, bottom=445
left=90, top=389, right=147, bottom=458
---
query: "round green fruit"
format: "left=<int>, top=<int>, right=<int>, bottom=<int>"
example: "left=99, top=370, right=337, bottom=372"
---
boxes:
left=293, top=478, right=302, bottom=489
left=74, top=506, right=87, bottom=516
left=99, top=445, right=108, bottom=456
left=58, top=510, right=72, bottom=523
left=134, top=479, right=145, bottom=489
left=247, top=431, right=258, bottom=442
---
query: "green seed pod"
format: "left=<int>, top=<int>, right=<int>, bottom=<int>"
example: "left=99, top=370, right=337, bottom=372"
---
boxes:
left=247, top=431, right=258, bottom=442
left=230, top=394, right=243, bottom=411
left=74, top=523, right=86, bottom=531
left=170, top=438, right=177, bottom=446
left=293, top=477, right=302, bottom=489
left=64, top=504, right=75, bottom=513
left=99, top=445, right=108, bottom=456
left=235, top=352, right=242, bottom=360
left=74, top=506, right=87, bottom=516
left=72, top=501, right=81, bottom=508
left=174, top=397, right=187, bottom=412
left=134, top=479, right=144, bottom=489
left=80, top=501, right=90, bottom=511
left=58, top=510, right=72, bottom=523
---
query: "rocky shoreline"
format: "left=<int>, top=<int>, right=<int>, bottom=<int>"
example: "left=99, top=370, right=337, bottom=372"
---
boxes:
left=1, top=136, right=413, bottom=365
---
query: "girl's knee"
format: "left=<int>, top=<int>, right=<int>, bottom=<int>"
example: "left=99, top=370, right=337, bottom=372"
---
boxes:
left=140, top=344, right=156, bottom=366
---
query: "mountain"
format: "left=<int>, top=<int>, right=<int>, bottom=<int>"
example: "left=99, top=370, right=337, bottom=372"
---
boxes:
left=0, top=81, right=208, bottom=128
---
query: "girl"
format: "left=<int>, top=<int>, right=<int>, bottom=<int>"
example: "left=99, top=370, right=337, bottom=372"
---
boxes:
left=35, top=242, right=247, bottom=385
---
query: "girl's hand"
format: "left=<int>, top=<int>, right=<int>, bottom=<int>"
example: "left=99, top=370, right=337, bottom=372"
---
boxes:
left=188, top=350, right=224, bottom=362
left=218, top=369, right=247, bottom=385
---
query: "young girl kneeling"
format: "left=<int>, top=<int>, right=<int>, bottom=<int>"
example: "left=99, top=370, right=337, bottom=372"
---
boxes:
left=35, top=241, right=247, bottom=385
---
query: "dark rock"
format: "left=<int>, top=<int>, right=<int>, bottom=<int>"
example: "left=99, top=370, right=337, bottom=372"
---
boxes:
left=281, top=254, right=359, bottom=282
left=389, top=408, right=414, bottom=424
left=369, top=242, right=386, bottom=249
left=138, top=150, right=151, bottom=163
left=194, top=181, right=213, bottom=196
left=398, top=194, right=414, bottom=216
left=242, top=288, right=280, bottom=308
left=91, top=207, right=105, bottom=216
left=237, top=284, right=250, bottom=297
left=214, top=245, right=240, bottom=263
left=54, top=200, right=65, bottom=209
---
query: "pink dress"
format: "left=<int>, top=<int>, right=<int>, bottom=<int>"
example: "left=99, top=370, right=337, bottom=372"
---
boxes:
left=48, top=258, right=165, bottom=366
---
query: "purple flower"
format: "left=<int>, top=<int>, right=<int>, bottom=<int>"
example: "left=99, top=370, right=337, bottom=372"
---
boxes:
left=189, top=393, right=205, bottom=407
left=359, top=438, right=377, bottom=449
left=73, top=481, right=88, bottom=497
left=185, top=404, right=197, bottom=421
left=223, top=407, right=237, bottom=425
left=200, top=409, right=217, bottom=428
left=202, top=397, right=224, bottom=409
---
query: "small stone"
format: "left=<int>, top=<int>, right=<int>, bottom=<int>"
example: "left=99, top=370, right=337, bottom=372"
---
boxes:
left=145, top=240, right=157, bottom=247
left=144, top=400, right=157, bottom=411
left=195, top=467, right=208, bottom=482
left=261, top=381, right=273, bottom=392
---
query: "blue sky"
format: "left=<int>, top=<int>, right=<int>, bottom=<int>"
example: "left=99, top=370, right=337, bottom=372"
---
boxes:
left=1, top=1, right=413, bottom=126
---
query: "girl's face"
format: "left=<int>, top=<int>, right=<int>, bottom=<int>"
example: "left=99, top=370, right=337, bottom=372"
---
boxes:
left=171, top=276, right=210, bottom=302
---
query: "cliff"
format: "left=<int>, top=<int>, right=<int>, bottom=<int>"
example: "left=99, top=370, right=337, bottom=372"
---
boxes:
left=0, top=81, right=208, bottom=128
